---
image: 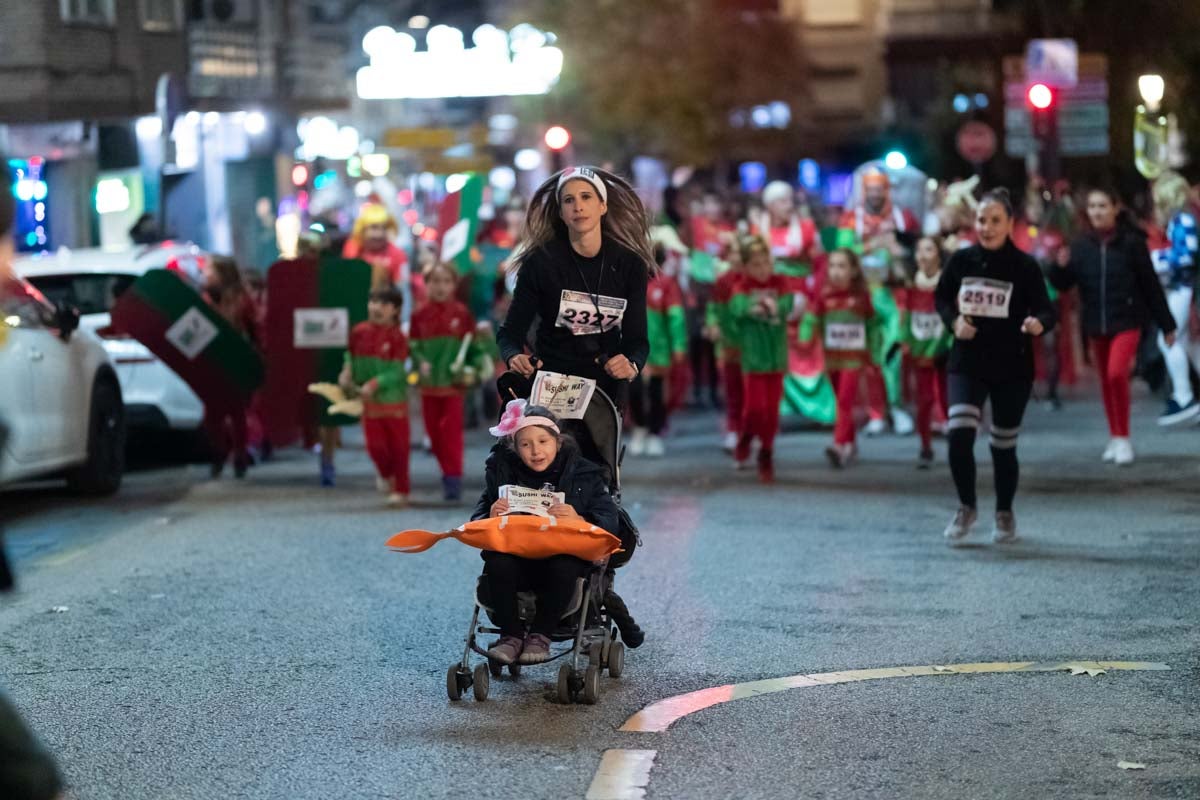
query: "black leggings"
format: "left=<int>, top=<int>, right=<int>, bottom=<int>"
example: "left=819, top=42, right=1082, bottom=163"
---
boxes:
left=481, top=552, right=592, bottom=636
left=946, top=373, right=1032, bottom=513
left=628, top=374, right=667, bottom=434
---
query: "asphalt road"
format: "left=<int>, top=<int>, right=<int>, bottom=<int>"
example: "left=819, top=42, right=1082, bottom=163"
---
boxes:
left=2, top=386, right=1198, bottom=799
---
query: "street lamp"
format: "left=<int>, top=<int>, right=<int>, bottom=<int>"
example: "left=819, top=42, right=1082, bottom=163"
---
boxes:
left=1135, top=74, right=1168, bottom=179
left=1138, top=74, right=1165, bottom=114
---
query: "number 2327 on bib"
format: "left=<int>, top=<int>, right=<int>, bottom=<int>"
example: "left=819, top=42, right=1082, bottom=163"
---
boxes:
left=556, top=290, right=627, bottom=336
left=957, top=277, right=1013, bottom=319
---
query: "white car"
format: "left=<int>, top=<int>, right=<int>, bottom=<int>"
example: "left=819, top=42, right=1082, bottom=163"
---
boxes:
left=17, top=243, right=209, bottom=432
left=0, top=277, right=126, bottom=494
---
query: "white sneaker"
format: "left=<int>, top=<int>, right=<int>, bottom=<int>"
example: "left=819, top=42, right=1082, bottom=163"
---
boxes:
left=629, top=427, right=647, bottom=456
left=943, top=505, right=977, bottom=545
left=386, top=492, right=409, bottom=508
left=376, top=476, right=391, bottom=493
left=864, top=418, right=887, bottom=437
left=645, top=435, right=665, bottom=457
left=1102, top=439, right=1118, bottom=463
left=993, top=511, right=1019, bottom=544
left=891, top=408, right=915, bottom=436
left=722, top=431, right=738, bottom=452
left=1112, top=437, right=1134, bottom=466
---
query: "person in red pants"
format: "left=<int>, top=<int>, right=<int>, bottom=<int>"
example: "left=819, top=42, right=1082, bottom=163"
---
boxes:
left=903, top=237, right=954, bottom=468
left=799, top=249, right=876, bottom=468
left=728, top=235, right=793, bottom=483
left=201, top=256, right=259, bottom=479
left=1050, top=187, right=1176, bottom=466
left=341, top=288, right=411, bottom=506
left=706, top=240, right=745, bottom=452
left=411, top=262, right=492, bottom=500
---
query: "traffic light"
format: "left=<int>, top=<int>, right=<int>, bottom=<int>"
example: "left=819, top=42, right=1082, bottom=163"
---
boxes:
left=1026, top=83, right=1059, bottom=182
left=544, top=126, right=570, bottom=171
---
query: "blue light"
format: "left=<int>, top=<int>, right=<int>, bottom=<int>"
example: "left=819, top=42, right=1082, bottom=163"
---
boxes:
left=974, top=93, right=989, bottom=109
left=953, top=94, right=970, bottom=113
left=313, top=170, right=338, bottom=190
left=32, top=180, right=48, bottom=201
left=885, top=151, right=908, bottom=171
left=798, top=159, right=821, bottom=191
left=739, top=162, right=768, bottom=194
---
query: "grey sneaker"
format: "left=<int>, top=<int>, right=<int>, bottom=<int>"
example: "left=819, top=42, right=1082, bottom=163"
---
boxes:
left=993, top=511, right=1019, bottom=544
left=944, top=505, right=977, bottom=545
left=518, top=633, right=552, bottom=664
left=486, top=635, right=524, bottom=665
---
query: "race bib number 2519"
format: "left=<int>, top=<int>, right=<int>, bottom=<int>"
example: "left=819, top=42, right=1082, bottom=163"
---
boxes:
left=555, top=290, right=627, bottom=336
left=957, top=277, right=1013, bottom=319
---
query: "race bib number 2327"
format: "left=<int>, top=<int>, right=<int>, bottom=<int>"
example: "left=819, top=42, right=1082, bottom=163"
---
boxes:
left=555, top=290, right=627, bottom=336
left=957, top=277, right=1013, bottom=319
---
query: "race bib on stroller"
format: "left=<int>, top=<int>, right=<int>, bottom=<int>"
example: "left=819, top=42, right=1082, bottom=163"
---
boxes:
left=957, top=277, right=1013, bottom=319
left=555, top=290, right=627, bottom=336
left=530, top=370, right=597, bottom=419
left=824, top=321, right=867, bottom=351
left=910, top=311, right=945, bottom=341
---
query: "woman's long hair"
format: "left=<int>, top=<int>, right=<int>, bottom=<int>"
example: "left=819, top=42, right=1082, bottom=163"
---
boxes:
left=511, top=168, right=655, bottom=276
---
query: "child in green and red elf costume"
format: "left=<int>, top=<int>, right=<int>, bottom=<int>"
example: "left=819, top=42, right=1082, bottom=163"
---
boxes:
left=728, top=234, right=794, bottom=484
left=629, top=240, right=689, bottom=457
left=800, top=249, right=878, bottom=469
left=340, top=287, right=411, bottom=506
left=903, top=236, right=954, bottom=468
left=410, top=262, right=494, bottom=500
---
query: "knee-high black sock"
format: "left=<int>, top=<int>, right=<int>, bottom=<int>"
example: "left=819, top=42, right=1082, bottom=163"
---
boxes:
left=649, top=376, right=667, bottom=434
left=991, top=445, right=1019, bottom=512
left=948, top=427, right=978, bottom=509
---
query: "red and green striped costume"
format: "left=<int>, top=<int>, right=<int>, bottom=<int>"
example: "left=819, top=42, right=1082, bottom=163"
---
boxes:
left=409, top=300, right=491, bottom=395
left=707, top=269, right=742, bottom=362
left=345, top=322, right=409, bottom=417
left=799, top=288, right=877, bottom=371
left=646, top=275, right=688, bottom=372
left=728, top=274, right=793, bottom=374
left=902, top=281, right=953, bottom=365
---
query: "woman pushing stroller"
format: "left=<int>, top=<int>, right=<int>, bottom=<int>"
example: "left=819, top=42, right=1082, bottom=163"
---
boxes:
left=472, top=403, right=619, bottom=666
left=497, top=166, right=654, bottom=410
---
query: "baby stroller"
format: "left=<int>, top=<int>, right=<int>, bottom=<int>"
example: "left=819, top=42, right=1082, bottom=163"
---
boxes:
left=446, top=373, right=642, bottom=705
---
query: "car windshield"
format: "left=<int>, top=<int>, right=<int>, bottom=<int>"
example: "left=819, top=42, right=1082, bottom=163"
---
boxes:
left=25, top=273, right=137, bottom=315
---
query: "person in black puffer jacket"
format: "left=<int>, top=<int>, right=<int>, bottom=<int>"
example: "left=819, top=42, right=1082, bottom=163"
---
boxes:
left=935, top=188, right=1057, bottom=547
left=1050, top=186, right=1175, bottom=466
left=471, top=404, right=618, bottom=667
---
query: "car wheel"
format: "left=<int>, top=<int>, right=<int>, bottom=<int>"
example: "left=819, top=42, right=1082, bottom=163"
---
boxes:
left=67, top=378, right=126, bottom=496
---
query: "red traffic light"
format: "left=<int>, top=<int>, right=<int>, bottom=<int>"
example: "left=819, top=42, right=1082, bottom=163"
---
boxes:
left=1027, top=83, right=1054, bottom=111
left=544, top=126, right=571, bottom=151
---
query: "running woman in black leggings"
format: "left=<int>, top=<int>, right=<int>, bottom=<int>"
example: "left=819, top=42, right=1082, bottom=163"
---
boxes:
left=935, top=188, right=1057, bottom=545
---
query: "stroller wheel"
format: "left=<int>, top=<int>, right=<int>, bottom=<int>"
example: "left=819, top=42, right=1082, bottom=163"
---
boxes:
left=607, top=641, right=626, bottom=678
left=472, top=663, right=491, bottom=701
left=557, top=663, right=575, bottom=704
left=446, top=664, right=466, bottom=701
left=508, top=662, right=522, bottom=678
left=488, top=659, right=504, bottom=678
left=588, top=643, right=603, bottom=666
left=582, top=665, right=601, bottom=705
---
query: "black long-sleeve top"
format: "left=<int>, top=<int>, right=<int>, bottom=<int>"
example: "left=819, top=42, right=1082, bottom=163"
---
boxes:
left=1050, top=224, right=1175, bottom=338
left=936, top=239, right=1058, bottom=382
left=497, top=238, right=649, bottom=390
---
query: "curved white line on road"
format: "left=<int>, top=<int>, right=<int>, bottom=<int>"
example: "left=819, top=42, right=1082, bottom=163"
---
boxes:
left=586, top=749, right=657, bottom=800
left=619, top=660, right=1171, bottom=733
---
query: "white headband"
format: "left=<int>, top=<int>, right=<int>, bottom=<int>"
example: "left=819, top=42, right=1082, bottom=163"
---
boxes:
left=557, top=166, right=608, bottom=204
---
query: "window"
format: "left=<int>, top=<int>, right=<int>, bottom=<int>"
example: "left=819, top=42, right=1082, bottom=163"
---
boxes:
left=25, top=274, right=136, bottom=316
left=141, top=0, right=183, bottom=31
left=60, top=0, right=116, bottom=26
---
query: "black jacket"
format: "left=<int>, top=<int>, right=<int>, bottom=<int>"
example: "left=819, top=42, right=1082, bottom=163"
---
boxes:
left=497, top=238, right=650, bottom=386
left=1051, top=223, right=1175, bottom=338
left=470, top=443, right=620, bottom=536
left=936, top=239, right=1058, bottom=382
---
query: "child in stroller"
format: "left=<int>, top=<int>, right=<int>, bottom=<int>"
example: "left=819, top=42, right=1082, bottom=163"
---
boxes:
left=446, top=378, right=642, bottom=704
